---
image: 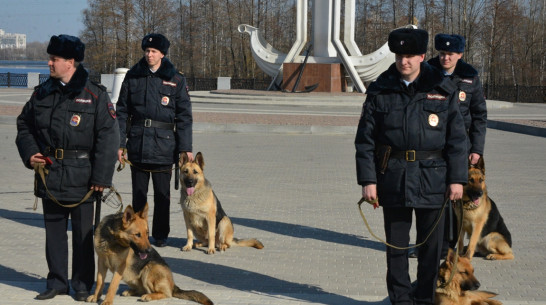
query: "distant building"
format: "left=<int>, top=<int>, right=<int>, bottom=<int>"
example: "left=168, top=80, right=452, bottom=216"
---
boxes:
left=0, top=29, right=26, bottom=49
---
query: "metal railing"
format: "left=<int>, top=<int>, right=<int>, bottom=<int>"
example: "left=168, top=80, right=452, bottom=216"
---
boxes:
left=0, top=72, right=27, bottom=87
left=484, top=85, right=545, bottom=103
left=2, top=72, right=544, bottom=103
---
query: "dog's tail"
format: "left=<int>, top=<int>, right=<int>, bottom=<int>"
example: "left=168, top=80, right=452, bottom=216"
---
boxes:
left=233, top=238, right=264, bottom=249
left=173, top=285, right=213, bottom=305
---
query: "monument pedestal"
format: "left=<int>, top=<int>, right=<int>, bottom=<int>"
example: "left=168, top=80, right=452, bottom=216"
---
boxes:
left=282, top=63, right=345, bottom=92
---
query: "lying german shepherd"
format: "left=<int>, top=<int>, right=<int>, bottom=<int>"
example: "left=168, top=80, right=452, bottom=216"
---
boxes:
left=87, top=203, right=213, bottom=305
left=179, top=152, right=264, bottom=254
left=435, top=248, right=502, bottom=305
left=455, top=157, right=514, bottom=260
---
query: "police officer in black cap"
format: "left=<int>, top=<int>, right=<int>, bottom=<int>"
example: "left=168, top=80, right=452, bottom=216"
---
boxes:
left=429, top=34, right=487, bottom=165
left=116, top=33, right=193, bottom=248
left=355, top=27, right=468, bottom=304
left=16, top=34, right=119, bottom=301
left=407, top=34, right=488, bottom=259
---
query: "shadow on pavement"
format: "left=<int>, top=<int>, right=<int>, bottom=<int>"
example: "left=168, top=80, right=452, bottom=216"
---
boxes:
left=0, top=208, right=44, bottom=228
left=231, top=217, right=386, bottom=251
left=166, top=257, right=388, bottom=305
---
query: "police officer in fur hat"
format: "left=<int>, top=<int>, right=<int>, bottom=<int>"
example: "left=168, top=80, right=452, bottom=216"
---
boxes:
left=355, top=27, right=468, bottom=304
left=16, top=34, right=119, bottom=301
left=116, top=33, right=193, bottom=248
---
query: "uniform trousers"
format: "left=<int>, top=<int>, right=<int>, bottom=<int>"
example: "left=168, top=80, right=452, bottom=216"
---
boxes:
left=42, top=198, right=95, bottom=293
left=130, top=162, right=173, bottom=240
left=383, top=206, right=445, bottom=305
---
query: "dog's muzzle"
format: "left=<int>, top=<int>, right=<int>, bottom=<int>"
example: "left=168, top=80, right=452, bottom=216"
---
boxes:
left=184, top=178, right=197, bottom=196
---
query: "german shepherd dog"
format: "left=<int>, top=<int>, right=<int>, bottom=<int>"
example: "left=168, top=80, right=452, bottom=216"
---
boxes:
left=435, top=249, right=502, bottom=305
left=455, top=157, right=514, bottom=260
left=86, top=203, right=213, bottom=305
left=179, top=152, right=264, bottom=254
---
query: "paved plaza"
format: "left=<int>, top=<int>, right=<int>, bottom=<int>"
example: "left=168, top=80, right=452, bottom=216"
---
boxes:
left=0, top=88, right=545, bottom=304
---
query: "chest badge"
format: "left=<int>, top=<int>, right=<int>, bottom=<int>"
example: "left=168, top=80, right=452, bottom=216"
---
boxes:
left=459, top=91, right=466, bottom=102
left=161, top=96, right=170, bottom=106
left=70, top=114, right=81, bottom=127
left=428, top=114, right=439, bottom=127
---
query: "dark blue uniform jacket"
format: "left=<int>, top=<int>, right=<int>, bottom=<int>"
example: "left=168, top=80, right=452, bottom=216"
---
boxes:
left=428, top=57, right=487, bottom=155
left=16, top=65, right=119, bottom=202
left=355, top=63, right=468, bottom=208
left=116, top=57, right=192, bottom=165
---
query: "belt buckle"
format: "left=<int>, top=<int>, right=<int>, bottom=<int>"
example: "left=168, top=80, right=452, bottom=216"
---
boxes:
left=55, top=148, right=64, bottom=160
left=144, top=119, right=152, bottom=127
left=405, top=150, right=416, bottom=162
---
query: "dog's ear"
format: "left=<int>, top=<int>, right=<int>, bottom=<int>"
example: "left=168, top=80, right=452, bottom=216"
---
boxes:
left=195, top=152, right=205, bottom=169
left=446, top=248, right=455, bottom=264
left=180, top=152, right=189, bottom=165
left=137, top=202, right=149, bottom=220
left=122, top=205, right=135, bottom=227
left=477, top=156, right=485, bottom=174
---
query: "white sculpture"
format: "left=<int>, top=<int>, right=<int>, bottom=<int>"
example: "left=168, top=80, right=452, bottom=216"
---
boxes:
left=239, top=0, right=407, bottom=93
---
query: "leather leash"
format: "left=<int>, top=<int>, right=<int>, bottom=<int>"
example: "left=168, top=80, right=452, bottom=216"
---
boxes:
left=33, top=163, right=95, bottom=210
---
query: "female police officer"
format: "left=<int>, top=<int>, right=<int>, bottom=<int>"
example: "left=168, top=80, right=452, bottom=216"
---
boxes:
left=355, top=28, right=468, bottom=305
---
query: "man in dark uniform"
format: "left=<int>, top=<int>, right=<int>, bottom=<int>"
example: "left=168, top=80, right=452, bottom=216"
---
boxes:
left=16, top=34, right=119, bottom=301
left=116, top=33, right=193, bottom=247
left=355, top=28, right=468, bottom=305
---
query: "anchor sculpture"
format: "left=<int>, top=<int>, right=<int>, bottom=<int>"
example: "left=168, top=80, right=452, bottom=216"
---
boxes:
left=239, top=0, right=408, bottom=93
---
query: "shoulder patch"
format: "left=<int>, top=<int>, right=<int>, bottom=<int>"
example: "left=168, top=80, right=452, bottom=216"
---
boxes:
left=108, top=103, right=116, bottom=119
left=426, top=94, right=447, bottom=101
left=461, top=79, right=473, bottom=84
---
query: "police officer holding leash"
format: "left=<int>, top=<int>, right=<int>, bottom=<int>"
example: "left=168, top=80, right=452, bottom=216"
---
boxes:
left=16, top=34, right=119, bottom=301
left=410, top=34, right=488, bottom=259
left=116, top=33, right=193, bottom=248
left=355, top=28, right=468, bottom=305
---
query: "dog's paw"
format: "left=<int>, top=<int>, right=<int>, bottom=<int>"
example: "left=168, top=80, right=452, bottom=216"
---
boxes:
left=85, top=294, right=98, bottom=302
left=182, top=245, right=193, bottom=251
left=121, top=289, right=136, bottom=297
left=206, top=248, right=216, bottom=254
left=141, top=294, right=153, bottom=301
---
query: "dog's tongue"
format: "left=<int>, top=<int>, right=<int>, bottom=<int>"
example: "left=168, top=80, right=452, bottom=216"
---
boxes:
left=472, top=197, right=480, bottom=206
left=139, top=252, right=148, bottom=260
left=186, top=187, right=195, bottom=196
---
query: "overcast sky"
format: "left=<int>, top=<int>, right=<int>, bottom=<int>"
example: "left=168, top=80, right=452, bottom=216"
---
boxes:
left=0, top=0, right=88, bottom=43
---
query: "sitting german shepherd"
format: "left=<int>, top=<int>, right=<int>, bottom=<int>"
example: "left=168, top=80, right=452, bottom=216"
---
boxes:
left=179, top=152, right=264, bottom=254
left=87, top=203, right=213, bottom=305
left=455, top=157, right=514, bottom=260
left=435, top=249, right=502, bottom=304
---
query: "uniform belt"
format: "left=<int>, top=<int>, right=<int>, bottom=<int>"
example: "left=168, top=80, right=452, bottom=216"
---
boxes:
left=390, top=150, right=443, bottom=162
left=134, top=119, right=175, bottom=130
left=44, top=147, right=90, bottom=160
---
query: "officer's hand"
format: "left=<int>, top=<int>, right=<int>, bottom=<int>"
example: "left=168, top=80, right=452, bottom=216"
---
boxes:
left=90, top=185, right=105, bottom=192
left=362, top=184, right=379, bottom=209
left=182, top=151, right=194, bottom=162
left=30, top=153, right=46, bottom=167
left=469, top=153, right=480, bottom=165
left=447, top=184, right=463, bottom=201
left=117, top=148, right=126, bottom=163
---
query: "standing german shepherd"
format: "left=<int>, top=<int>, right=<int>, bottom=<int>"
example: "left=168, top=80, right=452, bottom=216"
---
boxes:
left=86, top=203, right=213, bottom=305
left=179, top=152, right=264, bottom=254
left=455, top=157, right=514, bottom=260
left=435, top=249, right=502, bottom=305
